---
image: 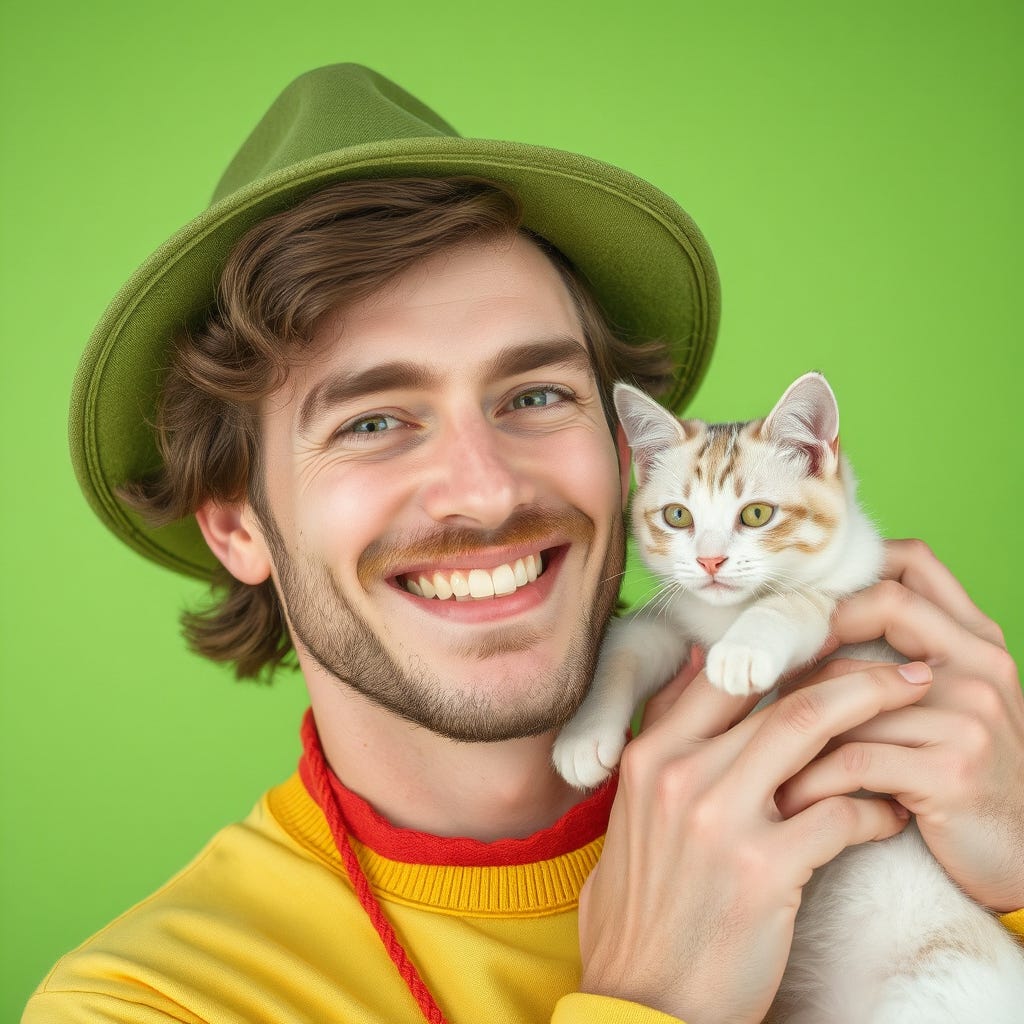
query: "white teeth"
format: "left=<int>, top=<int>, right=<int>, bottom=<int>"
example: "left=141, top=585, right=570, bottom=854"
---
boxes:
left=449, top=571, right=470, bottom=598
left=402, top=553, right=546, bottom=601
left=468, top=569, right=494, bottom=599
left=492, top=564, right=516, bottom=596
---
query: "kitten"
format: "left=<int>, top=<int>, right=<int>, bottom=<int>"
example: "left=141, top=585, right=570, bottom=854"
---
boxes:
left=554, top=373, right=1024, bottom=1022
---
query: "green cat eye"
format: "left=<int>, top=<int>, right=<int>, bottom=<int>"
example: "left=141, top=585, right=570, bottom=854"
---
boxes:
left=740, top=503, right=775, bottom=528
left=662, top=504, right=693, bottom=529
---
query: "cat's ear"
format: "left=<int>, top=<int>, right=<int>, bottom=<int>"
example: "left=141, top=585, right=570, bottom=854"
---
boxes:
left=613, top=382, right=688, bottom=482
left=762, top=372, right=840, bottom=476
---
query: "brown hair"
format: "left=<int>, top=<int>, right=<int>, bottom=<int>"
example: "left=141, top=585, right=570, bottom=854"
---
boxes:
left=123, top=176, right=673, bottom=680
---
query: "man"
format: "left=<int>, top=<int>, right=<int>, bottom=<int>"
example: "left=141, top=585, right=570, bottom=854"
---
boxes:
left=27, top=64, right=1024, bottom=1023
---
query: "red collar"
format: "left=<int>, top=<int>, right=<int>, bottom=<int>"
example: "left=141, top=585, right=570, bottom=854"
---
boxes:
left=298, top=708, right=616, bottom=867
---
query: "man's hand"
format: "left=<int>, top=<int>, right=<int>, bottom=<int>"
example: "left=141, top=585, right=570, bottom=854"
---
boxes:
left=776, top=538, right=1024, bottom=913
left=577, top=657, right=931, bottom=1024
left=577, top=539, right=1022, bottom=1022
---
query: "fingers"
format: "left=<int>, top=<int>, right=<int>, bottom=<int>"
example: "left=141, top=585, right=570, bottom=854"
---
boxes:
left=643, top=665, right=761, bottom=742
left=775, top=739, right=931, bottom=819
left=778, top=655, right=897, bottom=695
left=829, top=579, right=1006, bottom=672
left=639, top=645, right=705, bottom=732
left=781, top=793, right=911, bottom=874
left=883, top=538, right=1006, bottom=648
left=638, top=644, right=758, bottom=742
left=733, top=662, right=933, bottom=791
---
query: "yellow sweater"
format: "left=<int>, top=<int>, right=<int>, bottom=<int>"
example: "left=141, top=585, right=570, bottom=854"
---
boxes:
left=22, top=744, right=677, bottom=1023
left=23, top=716, right=1024, bottom=1024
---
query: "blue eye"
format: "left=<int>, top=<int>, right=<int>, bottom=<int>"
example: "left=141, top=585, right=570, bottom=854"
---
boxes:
left=510, top=386, right=571, bottom=410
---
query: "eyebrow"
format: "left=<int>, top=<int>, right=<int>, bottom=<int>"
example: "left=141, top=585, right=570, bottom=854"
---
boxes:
left=297, top=334, right=591, bottom=434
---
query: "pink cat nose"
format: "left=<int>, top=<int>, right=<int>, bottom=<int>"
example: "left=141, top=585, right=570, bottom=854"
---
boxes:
left=697, top=556, right=727, bottom=576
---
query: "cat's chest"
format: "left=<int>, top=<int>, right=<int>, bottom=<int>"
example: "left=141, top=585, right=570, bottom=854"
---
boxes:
left=670, top=593, right=749, bottom=644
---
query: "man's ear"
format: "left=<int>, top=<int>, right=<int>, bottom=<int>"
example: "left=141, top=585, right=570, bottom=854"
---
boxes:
left=615, top=423, right=632, bottom=506
left=195, top=500, right=273, bottom=585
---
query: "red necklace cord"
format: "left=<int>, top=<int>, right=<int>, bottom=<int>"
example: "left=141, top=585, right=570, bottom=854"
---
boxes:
left=301, top=715, right=450, bottom=1024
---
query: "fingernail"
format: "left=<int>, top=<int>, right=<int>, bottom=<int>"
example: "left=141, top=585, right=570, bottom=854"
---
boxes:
left=892, top=801, right=911, bottom=820
left=898, top=661, right=932, bottom=685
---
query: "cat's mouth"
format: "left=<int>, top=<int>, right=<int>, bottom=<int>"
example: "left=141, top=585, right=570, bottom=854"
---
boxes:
left=701, top=578, right=735, bottom=590
left=395, top=551, right=549, bottom=602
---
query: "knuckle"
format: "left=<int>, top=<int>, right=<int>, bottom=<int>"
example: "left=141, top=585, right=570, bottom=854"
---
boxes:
left=616, top=734, right=653, bottom=786
left=957, top=675, right=1006, bottom=721
left=839, top=742, right=872, bottom=777
left=903, top=537, right=935, bottom=563
left=986, top=645, right=1019, bottom=687
left=864, top=664, right=894, bottom=697
left=874, top=577, right=912, bottom=610
left=969, top=615, right=1008, bottom=650
left=776, top=688, right=826, bottom=734
left=820, top=798, right=860, bottom=835
left=939, top=715, right=993, bottom=788
left=819, top=656, right=863, bottom=680
left=620, top=739, right=701, bottom=807
left=957, top=713, right=994, bottom=765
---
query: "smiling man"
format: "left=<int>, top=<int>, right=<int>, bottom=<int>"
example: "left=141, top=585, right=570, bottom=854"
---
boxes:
left=229, top=237, right=627, bottom=751
left=26, top=65, right=1024, bottom=1024
left=195, top=229, right=631, bottom=843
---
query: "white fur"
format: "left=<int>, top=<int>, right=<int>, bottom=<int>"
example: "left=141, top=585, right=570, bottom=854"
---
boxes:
left=553, top=373, right=1024, bottom=1018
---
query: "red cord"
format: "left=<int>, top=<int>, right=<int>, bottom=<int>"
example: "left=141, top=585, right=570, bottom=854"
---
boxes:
left=301, top=713, right=450, bottom=1024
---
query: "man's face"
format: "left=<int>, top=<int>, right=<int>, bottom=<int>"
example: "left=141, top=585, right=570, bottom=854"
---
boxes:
left=253, top=235, right=628, bottom=742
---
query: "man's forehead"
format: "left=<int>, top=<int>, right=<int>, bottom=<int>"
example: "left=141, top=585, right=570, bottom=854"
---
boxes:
left=262, top=234, right=592, bottom=425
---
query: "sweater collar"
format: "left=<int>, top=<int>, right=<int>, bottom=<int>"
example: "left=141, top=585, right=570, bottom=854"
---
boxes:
left=297, top=708, right=615, bottom=868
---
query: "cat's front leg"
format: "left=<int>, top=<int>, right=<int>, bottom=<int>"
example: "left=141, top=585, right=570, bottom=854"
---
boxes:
left=706, top=591, right=835, bottom=696
left=553, top=613, right=691, bottom=788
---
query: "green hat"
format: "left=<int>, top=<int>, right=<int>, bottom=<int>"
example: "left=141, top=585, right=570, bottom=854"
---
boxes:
left=70, top=63, right=720, bottom=581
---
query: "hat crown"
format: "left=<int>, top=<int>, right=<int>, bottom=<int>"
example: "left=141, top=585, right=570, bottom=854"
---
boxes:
left=72, top=63, right=718, bottom=580
left=212, top=64, right=461, bottom=204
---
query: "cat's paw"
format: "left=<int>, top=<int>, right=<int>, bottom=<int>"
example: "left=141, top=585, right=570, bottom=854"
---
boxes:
left=552, top=721, right=627, bottom=790
left=706, top=640, right=782, bottom=696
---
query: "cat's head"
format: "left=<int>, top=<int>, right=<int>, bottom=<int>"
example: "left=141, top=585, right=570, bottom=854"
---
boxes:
left=616, top=373, right=854, bottom=606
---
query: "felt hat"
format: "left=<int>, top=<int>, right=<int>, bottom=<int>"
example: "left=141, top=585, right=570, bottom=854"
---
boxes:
left=70, top=63, right=720, bottom=580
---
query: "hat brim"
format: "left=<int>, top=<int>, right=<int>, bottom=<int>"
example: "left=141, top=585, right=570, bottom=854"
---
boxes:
left=70, top=136, right=719, bottom=580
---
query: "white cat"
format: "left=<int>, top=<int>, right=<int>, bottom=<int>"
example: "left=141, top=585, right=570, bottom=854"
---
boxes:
left=554, top=373, right=1024, bottom=1022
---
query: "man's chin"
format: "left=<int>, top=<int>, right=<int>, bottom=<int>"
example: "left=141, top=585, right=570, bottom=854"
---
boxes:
left=443, top=623, right=556, bottom=661
left=388, top=642, right=594, bottom=744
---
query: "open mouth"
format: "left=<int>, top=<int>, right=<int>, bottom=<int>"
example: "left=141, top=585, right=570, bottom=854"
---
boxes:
left=396, top=551, right=548, bottom=602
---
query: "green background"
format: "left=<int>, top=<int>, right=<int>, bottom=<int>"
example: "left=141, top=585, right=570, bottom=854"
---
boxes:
left=2, top=0, right=1020, bottom=1013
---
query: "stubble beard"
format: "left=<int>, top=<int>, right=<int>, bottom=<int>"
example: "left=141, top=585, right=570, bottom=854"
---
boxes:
left=260, top=507, right=625, bottom=743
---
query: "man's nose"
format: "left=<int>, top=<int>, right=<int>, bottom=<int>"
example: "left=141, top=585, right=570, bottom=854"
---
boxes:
left=420, top=416, right=534, bottom=529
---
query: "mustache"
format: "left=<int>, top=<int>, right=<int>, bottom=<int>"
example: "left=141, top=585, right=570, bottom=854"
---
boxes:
left=357, top=505, right=595, bottom=585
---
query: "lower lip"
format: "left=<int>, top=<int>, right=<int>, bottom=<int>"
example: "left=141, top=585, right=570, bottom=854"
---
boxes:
left=391, top=547, right=567, bottom=623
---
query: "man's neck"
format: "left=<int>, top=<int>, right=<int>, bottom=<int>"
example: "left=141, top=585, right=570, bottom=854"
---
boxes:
left=304, top=672, right=584, bottom=842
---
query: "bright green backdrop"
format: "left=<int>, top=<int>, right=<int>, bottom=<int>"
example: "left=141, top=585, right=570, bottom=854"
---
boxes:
left=2, top=1, right=1021, bottom=1014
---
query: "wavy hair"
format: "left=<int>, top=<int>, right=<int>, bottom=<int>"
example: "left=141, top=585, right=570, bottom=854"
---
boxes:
left=122, top=177, right=672, bottom=680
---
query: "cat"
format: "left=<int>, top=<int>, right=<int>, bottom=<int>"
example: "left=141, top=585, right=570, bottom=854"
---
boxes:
left=553, top=372, right=1024, bottom=1022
